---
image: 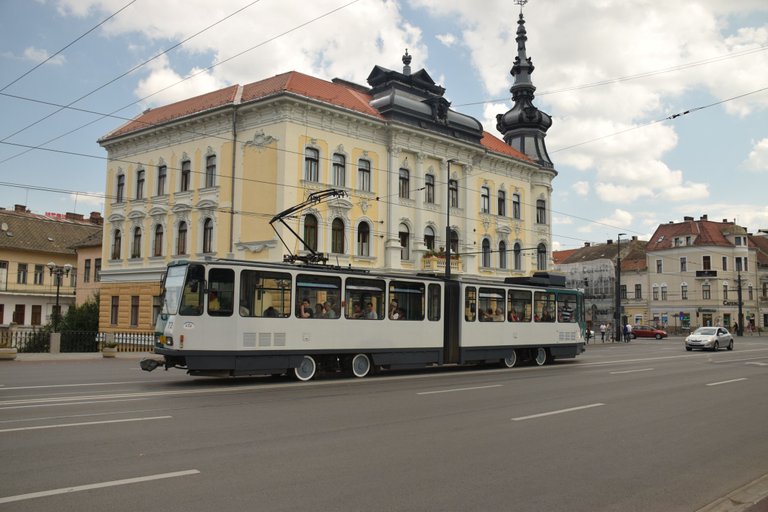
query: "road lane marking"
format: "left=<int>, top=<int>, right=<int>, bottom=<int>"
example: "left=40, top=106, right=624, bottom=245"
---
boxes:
left=0, top=398, right=149, bottom=411
left=706, top=378, right=747, bottom=387
left=610, top=368, right=654, bottom=374
left=512, top=403, right=605, bottom=421
left=0, top=415, right=171, bottom=433
left=746, top=362, right=768, bottom=366
left=418, top=384, right=503, bottom=395
left=0, top=469, right=199, bottom=504
left=0, top=381, right=140, bottom=391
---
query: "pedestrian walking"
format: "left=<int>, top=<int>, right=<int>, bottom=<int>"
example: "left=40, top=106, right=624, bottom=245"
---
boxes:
left=600, top=323, right=607, bottom=342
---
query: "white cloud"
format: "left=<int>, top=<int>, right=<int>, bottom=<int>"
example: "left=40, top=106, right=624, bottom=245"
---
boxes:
left=577, top=209, right=633, bottom=233
left=22, top=46, right=66, bottom=65
left=436, top=33, right=457, bottom=47
left=572, top=181, right=589, bottom=196
left=744, top=138, right=768, bottom=171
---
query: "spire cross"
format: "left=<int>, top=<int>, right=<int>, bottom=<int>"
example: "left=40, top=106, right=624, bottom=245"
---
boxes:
left=514, top=0, right=528, bottom=13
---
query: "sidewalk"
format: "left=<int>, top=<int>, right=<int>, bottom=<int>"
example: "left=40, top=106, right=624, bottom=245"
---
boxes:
left=8, top=351, right=154, bottom=361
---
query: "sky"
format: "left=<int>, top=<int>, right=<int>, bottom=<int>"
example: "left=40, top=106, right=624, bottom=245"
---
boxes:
left=1, top=0, right=767, bottom=252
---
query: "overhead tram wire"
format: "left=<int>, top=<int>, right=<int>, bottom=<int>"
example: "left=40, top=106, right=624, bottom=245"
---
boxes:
left=0, top=0, right=138, bottom=92
left=0, top=0, right=360, bottom=166
left=453, top=43, right=768, bottom=108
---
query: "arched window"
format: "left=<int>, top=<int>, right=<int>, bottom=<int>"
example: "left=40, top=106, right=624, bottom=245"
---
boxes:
left=399, top=168, right=410, bottom=199
left=116, top=175, right=125, bottom=203
left=424, top=226, right=435, bottom=252
left=481, top=187, right=490, bottom=213
left=536, top=199, right=547, bottom=224
left=177, top=222, right=188, bottom=255
left=449, top=229, right=459, bottom=255
left=537, top=243, right=547, bottom=270
left=111, top=229, right=122, bottom=260
left=514, top=242, right=522, bottom=270
left=331, top=218, right=345, bottom=254
left=332, top=154, right=345, bottom=187
left=481, top=239, right=491, bottom=267
left=136, top=169, right=145, bottom=200
left=180, top=160, right=191, bottom=192
left=153, top=225, right=164, bottom=257
left=357, top=159, right=371, bottom=192
left=305, top=148, right=319, bottom=182
left=157, top=165, right=167, bottom=196
left=304, top=214, right=318, bottom=252
left=498, top=190, right=506, bottom=216
left=449, top=179, right=458, bottom=208
left=499, top=241, right=507, bottom=269
left=205, top=154, right=216, bottom=188
left=357, top=222, right=370, bottom=256
left=203, top=218, right=214, bottom=253
left=399, top=223, right=410, bottom=260
left=424, top=175, right=434, bottom=204
left=131, top=227, right=142, bottom=259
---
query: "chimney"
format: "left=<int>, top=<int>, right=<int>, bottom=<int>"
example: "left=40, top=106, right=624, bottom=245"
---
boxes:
left=584, top=242, right=591, bottom=247
left=65, top=212, right=84, bottom=221
left=700, top=214, right=708, bottom=221
left=684, top=216, right=693, bottom=221
left=723, top=219, right=728, bottom=223
left=89, top=211, right=103, bottom=225
left=14, top=204, right=26, bottom=213
left=632, top=236, right=638, bottom=241
left=607, top=239, right=614, bottom=245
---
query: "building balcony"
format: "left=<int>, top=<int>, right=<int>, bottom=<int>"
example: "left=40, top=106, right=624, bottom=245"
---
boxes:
left=421, top=255, right=463, bottom=274
left=695, top=270, right=718, bottom=278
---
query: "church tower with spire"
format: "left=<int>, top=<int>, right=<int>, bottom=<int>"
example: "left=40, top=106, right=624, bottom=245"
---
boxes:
left=496, top=6, right=554, bottom=169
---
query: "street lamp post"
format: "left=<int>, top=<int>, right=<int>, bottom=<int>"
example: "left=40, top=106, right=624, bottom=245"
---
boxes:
left=736, top=267, right=744, bottom=336
left=615, top=233, right=626, bottom=342
left=47, top=262, right=72, bottom=332
left=445, top=159, right=458, bottom=280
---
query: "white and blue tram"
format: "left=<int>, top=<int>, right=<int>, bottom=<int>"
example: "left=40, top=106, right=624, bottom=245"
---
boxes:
left=143, top=259, right=587, bottom=380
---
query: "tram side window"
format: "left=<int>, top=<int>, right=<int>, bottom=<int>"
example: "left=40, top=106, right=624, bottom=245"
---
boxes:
left=508, top=290, right=532, bottom=322
left=239, top=270, right=292, bottom=318
left=389, top=281, right=425, bottom=321
left=534, top=291, right=556, bottom=322
left=464, top=287, right=477, bottom=322
left=296, top=274, right=341, bottom=319
left=179, top=264, right=204, bottom=316
left=478, top=287, right=505, bottom=322
left=557, top=292, right=577, bottom=323
left=345, top=277, right=385, bottom=319
left=208, top=268, right=234, bottom=316
left=427, top=283, right=441, bottom=321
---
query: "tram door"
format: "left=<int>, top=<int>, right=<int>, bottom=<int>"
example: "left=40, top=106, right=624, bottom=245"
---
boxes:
left=443, top=281, right=461, bottom=364
left=206, top=267, right=237, bottom=348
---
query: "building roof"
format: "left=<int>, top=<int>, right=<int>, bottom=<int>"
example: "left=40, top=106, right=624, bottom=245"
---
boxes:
left=0, top=206, right=102, bottom=256
left=749, top=232, right=768, bottom=267
left=552, top=248, right=577, bottom=265
left=555, top=238, right=648, bottom=271
left=645, top=216, right=743, bottom=252
left=99, top=71, right=532, bottom=164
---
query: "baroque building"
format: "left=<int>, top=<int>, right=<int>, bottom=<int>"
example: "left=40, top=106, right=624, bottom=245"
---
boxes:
left=96, top=13, right=556, bottom=332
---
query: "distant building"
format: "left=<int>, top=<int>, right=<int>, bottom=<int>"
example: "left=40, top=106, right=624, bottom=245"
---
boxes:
left=0, top=205, right=102, bottom=328
left=96, top=12, right=558, bottom=332
left=71, top=229, right=103, bottom=305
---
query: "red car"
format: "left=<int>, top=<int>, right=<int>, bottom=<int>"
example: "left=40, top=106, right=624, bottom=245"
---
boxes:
left=631, top=325, right=668, bottom=339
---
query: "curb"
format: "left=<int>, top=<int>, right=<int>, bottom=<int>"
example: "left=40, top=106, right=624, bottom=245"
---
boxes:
left=696, top=473, right=768, bottom=512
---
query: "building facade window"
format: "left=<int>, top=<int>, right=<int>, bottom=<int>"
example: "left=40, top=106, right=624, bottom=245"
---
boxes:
left=153, top=225, right=163, bottom=257
left=449, top=179, right=458, bottom=208
left=748, top=285, right=753, bottom=300
left=481, top=187, right=490, bottom=213
left=499, top=241, right=507, bottom=269
left=512, top=194, right=521, bottom=219
left=305, top=147, right=319, bottom=182
left=680, top=257, right=687, bottom=272
left=681, top=284, right=688, bottom=300
left=83, top=259, right=91, bottom=283
left=620, top=285, right=627, bottom=300
left=656, top=259, right=662, bottom=274
left=357, top=159, right=371, bottom=192
left=177, top=222, right=187, bottom=255
left=136, top=169, right=145, bottom=200
left=304, top=214, right=318, bottom=252
left=399, top=169, right=410, bottom=199
left=449, top=229, right=459, bottom=255
left=424, top=226, right=435, bottom=251
left=723, top=284, right=728, bottom=300
left=425, top=175, right=434, bottom=204
left=180, top=160, right=191, bottom=192
left=332, top=154, right=345, bottom=188
left=399, top=224, right=409, bottom=260
left=130, top=296, right=139, bottom=327
left=116, top=174, right=125, bottom=203
left=357, top=222, right=370, bottom=256
left=94, top=258, right=101, bottom=282
left=31, top=305, right=42, bottom=326
left=131, top=227, right=142, bottom=259
left=536, top=200, right=546, bottom=224
left=653, top=286, right=659, bottom=301
left=498, top=190, right=506, bottom=216
left=536, top=243, right=547, bottom=270
left=157, top=165, right=167, bottom=196
left=702, top=283, right=711, bottom=300
left=331, top=218, right=344, bottom=254
left=634, top=284, right=642, bottom=299
left=34, top=264, right=44, bottom=285
left=661, top=285, right=668, bottom=301
left=111, top=230, right=121, bottom=260
left=514, top=242, right=522, bottom=270
left=703, top=255, right=711, bottom=270
left=110, top=296, right=119, bottom=325
left=203, top=218, right=214, bottom=253
left=205, top=154, right=216, bottom=188
left=481, top=238, right=491, bottom=267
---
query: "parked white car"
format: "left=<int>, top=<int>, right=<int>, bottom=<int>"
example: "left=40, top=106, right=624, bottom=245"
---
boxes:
left=685, top=327, right=734, bottom=351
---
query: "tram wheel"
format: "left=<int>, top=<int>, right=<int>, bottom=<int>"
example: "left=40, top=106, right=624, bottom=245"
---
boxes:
left=501, top=350, right=518, bottom=368
left=534, top=347, right=550, bottom=366
left=351, top=354, right=371, bottom=378
left=293, top=355, right=317, bottom=381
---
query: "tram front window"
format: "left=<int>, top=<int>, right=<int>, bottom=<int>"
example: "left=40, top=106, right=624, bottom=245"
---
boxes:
left=162, top=265, right=187, bottom=315
left=179, top=264, right=204, bottom=316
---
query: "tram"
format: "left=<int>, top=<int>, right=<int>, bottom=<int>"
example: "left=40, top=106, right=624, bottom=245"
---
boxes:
left=142, top=259, right=587, bottom=380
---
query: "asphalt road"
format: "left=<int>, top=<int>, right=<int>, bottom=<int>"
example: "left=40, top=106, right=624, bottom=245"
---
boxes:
left=1, top=337, right=767, bottom=511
